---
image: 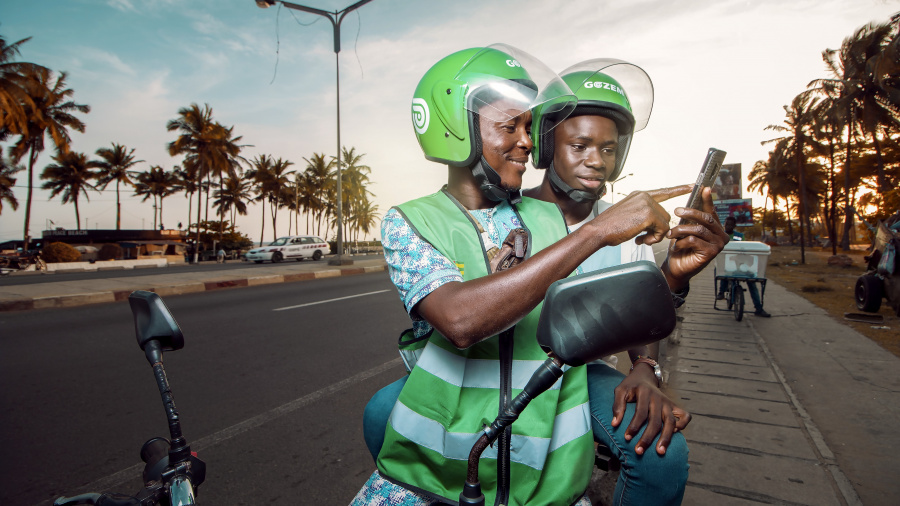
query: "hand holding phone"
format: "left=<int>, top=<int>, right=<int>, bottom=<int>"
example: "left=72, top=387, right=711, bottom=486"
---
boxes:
left=679, top=148, right=726, bottom=224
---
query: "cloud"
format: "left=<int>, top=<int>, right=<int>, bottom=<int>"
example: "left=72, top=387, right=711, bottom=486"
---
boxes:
left=106, top=0, right=137, bottom=13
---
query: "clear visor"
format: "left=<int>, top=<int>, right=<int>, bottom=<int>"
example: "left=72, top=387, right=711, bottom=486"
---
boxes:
left=561, top=58, right=654, bottom=132
left=460, top=44, right=576, bottom=127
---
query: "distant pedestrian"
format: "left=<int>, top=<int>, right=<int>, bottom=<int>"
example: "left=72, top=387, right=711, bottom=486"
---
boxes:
left=217, top=248, right=225, bottom=264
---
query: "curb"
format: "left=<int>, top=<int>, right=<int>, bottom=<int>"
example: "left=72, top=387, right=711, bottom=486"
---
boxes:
left=0, top=264, right=388, bottom=312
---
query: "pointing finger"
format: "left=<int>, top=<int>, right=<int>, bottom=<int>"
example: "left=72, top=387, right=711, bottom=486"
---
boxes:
left=646, top=184, right=694, bottom=203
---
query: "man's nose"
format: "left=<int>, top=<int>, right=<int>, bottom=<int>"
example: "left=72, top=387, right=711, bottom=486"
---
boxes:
left=517, top=128, right=533, bottom=151
left=585, top=149, right=606, bottom=172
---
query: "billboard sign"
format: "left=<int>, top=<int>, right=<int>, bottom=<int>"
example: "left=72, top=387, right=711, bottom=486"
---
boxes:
left=715, top=198, right=753, bottom=226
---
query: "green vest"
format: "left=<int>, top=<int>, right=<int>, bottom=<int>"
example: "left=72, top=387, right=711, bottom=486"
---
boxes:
left=378, top=189, right=594, bottom=506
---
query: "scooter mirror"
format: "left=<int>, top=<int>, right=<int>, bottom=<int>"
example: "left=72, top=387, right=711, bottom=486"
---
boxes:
left=128, top=290, right=184, bottom=352
left=536, top=261, right=676, bottom=366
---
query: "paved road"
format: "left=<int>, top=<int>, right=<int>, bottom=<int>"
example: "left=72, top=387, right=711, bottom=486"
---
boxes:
left=0, top=254, right=383, bottom=286
left=0, top=272, right=409, bottom=506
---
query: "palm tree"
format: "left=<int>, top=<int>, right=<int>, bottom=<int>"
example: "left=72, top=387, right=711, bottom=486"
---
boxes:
left=267, top=157, right=295, bottom=239
left=213, top=175, right=252, bottom=232
left=247, top=154, right=275, bottom=246
left=134, top=165, right=178, bottom=229
left=814, top=19, right=899, bottom=248
left=302, top=153, right=334, bottom=239
left=7, top=67, right=89, bottom=249
left=40, top=151, right=99, bottom=230
left=0, top=35, right=47, bottom=136
left=167, top=103, right=243, bottom=258
left=0, top=156, right=22, bottom=214
left=95, top=143, right=142, bottom=230
left=174, top=160, right=200, bottom=234
left=338, top=146, right=374, bottom=247
left=764, top=92, right=819, bottom=263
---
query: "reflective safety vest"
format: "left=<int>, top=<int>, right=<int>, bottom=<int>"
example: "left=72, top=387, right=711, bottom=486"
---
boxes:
left=378, top=188, right=594, bottom=506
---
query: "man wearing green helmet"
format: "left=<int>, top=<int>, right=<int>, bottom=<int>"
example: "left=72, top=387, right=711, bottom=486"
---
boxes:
left=524, top=59, right=730, bottom=505
left=352, top=46, right=693, bottom=506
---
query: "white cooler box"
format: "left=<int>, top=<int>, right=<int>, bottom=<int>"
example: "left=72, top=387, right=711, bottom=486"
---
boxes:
left=715, top=241, right=771, bottom=279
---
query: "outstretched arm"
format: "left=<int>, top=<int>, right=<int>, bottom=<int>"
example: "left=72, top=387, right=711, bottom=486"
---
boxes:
left=416, top=185, right=692, bottom=349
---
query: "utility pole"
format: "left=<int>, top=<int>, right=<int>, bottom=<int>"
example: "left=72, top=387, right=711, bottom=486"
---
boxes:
left=255, top=0, right=375, bottom=265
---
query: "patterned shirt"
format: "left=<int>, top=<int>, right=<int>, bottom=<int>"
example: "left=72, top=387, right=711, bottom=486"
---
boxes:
left=381, top=198, right=524, bottom=338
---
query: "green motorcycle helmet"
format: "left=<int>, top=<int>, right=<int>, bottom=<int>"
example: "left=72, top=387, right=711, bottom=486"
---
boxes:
left=412, top=44, right=575, bottom=202
left=532, top=59, right=653, bottom=202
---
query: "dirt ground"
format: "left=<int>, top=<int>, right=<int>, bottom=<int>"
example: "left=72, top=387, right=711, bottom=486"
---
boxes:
left=763, top=245, right=900, bottom=357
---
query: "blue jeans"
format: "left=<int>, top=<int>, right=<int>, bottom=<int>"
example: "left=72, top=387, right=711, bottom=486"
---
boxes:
left=363, top=366, right=689, bottom=506
left=587, top=363, right=688, bottom=506
left=718, top=279, right=763, bottom=310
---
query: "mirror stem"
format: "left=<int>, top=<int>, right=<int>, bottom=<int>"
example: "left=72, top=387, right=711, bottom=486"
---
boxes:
left=460, top=355, right=565, bottom=505
left=145, top=340, right=191, bottom=465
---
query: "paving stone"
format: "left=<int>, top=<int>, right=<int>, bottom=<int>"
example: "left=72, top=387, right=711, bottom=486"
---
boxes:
left=684, top=416, right=816, bottom=460
left=670, top=358, right=777, bottom=382
left=672, top=390, right=796, bottom=427
left=686, top=442, right=840, bottom=506
left=668, top=374, right=786, bottom=403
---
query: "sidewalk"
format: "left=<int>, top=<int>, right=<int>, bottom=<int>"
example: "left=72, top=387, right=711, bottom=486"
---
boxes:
left=0, top=257, right=388, bottom=311
left=663, top=265, right=900, bottom=505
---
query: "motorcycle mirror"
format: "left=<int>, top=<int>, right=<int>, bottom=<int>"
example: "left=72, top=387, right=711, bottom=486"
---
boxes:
left=536, top=261, right=676, bottom=366
left=128, top=290, right=185, bottom=352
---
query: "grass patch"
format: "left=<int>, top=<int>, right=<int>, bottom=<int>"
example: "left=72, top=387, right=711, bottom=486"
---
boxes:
left=765, top=246, right=900, bottom=357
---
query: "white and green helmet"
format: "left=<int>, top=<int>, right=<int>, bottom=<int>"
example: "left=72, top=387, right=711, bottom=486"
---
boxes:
left=411, top=44, right=575, bottom=202
left=532, top=59, right=654, bottom=202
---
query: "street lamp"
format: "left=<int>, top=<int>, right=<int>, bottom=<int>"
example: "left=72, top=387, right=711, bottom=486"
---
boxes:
left=255, top=0, right=375, bottom=265
left=608, top=173, right=633, bottom=203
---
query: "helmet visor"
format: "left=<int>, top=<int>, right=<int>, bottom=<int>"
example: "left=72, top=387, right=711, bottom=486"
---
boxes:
left=460, top=44, right=576, bottom=128
left=560, top=58, right=653, bottom=132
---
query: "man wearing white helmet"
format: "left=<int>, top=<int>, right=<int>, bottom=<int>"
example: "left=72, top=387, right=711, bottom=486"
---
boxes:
left=525, top=59, right=729, bottom=505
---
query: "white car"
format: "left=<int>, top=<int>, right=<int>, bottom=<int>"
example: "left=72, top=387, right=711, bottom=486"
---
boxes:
left=245, top=235, right=328, bottom=263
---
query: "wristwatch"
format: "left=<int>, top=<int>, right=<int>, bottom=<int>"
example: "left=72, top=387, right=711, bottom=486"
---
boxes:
left=631, top=357, right=662, bottom=387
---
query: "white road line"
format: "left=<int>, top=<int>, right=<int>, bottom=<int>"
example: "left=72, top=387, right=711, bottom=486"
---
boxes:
left=48, top=357, right=404, bottom=505
left=273, top=289, right=391, bottom=312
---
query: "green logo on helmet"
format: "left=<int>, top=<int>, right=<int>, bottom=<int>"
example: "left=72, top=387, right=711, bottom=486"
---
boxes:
left=412, top=98, right=429, bottom=135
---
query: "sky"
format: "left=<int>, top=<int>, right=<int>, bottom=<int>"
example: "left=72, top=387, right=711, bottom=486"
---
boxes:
left=2, top=0, right=899, bottom=244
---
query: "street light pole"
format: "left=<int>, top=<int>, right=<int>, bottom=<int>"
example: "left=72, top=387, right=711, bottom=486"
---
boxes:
left=608, top=173, right=634, bottom=203
left=255, top=0, right=375, bottom=265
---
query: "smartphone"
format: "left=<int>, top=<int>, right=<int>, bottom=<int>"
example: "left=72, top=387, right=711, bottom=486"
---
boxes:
left=680, top=147, right=727, bottom=224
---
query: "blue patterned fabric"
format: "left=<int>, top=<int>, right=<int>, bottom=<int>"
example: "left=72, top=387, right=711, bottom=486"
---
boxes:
left=350, top=471, right=592, bottom=506
left=381, top=200, right=524, bottom=338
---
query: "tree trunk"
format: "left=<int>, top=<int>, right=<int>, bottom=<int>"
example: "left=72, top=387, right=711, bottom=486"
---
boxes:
left=872, top=129, right=886, bottom=194
left=116, top=181, right=122, bottom=230
left=23, top=145, right=38, bottom=251
left=194, top=184, right=202, bottom=263
left=75, top=198, right=81, bottom=231
left=259, top=201, right=265, bottom=247
left=840, top=108, right=854, bottom=251
left=828, top=140, right=837, bottom=255
left=796, top=145, right=806, bottom=263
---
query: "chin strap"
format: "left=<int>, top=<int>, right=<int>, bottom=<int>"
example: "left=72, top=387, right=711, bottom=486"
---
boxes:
left=547, top=162, right=605, bottom=203
left=471, top=157, right=522, bottom=205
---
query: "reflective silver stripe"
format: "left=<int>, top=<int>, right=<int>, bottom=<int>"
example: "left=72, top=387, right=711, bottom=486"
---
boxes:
left=389, top=400, right=591, bottom=470
left=548, top=402, right=592, bottom=452
left=415, top=342, right=564, bottom=390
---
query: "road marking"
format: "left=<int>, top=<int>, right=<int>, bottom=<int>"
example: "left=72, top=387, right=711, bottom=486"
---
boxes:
left=52, top=357, right=404, bottom=504
left=272, top=289, right=390, bottom=311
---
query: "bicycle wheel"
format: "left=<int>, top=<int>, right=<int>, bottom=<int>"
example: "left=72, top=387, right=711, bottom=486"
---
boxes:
left=733, top=285, right=744, bottom=321
left=726, top=280, right=734, bottom=310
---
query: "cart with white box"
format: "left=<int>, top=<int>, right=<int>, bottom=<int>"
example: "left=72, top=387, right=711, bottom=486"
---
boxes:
left=713, top=240, right=771, bottom=321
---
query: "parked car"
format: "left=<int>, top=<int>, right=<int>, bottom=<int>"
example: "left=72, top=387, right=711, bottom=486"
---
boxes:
left=244, top=235, right=328, bottom=263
